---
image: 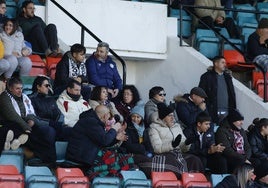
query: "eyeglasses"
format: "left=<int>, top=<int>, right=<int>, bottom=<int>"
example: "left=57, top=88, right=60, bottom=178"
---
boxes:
left=43, top=84, right=51, bottom=88
left=158, top=93, right=166, bottom=97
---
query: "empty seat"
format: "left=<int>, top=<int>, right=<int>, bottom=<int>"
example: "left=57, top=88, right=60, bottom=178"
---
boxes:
left=223, top=38, right=244, bottom=51
left=182, top=172, right=211, bottom=188
left=151, top=171, right=182, bottom=188
left=29, top=55, right=47, bottom=76
left=25, top=166, right=57, bottom=188
left=252, top=71, right=268, bottom=89
left=48, top=64, right=57, bottom=80
left=197, top=37, right=220, bottom=59
left=256, top=79, right=268, bottom=100
left=21, top=76, right=36, bottom=95
left=92, top=177, right=121, bottom=188
left=223, top=50, right=245, bottom=68
left=211, top=174, right=230, bottom=187
left=46, top=57, right=61, bottom=69
left=6, top=0, right=17, bottom=18
left=0, top=148, right=24, bottom=173
left=0, top=165, right=24, bottom=188
left=121, top=170, right=151, bottom=187
left=56, top=167, right=89, bottom=188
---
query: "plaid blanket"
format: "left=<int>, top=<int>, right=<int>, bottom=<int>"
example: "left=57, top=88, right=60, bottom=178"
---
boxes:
left=137, top=149, right=188, bottom=178
left=87, top=149, right=134, bottom=180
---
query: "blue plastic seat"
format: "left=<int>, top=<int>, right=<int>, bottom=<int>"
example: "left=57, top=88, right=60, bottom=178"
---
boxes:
left=92, top=177, right=121, bottom=188
left=121, top=170, right=151, bottom=187
left=196, top=37, right=220, bottom=59
left=25, top=166, right=57, bottom=188
left=6, top=0, right=17, bottom=18
left=258, top=8, right=268, bottom=21
left=0, top=148, right=24, bottom=173
left=256, top=2, right=268, bottom=11
left=223, top=38, right=243, bottom=51
left=211, top=174, right=230, bottom=187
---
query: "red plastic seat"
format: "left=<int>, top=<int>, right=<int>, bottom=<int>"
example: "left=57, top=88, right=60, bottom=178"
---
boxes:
left=256, top=79, right=268, bottom=100
left=56, top=168, right=89, bottom=188
left=46, top=57, right=61, bottom=68
left=48, top=64, right=57, bottom=80
left=223, top=50, right=245, bottom=68
left=0, top=165, right=19, bottom=174
left=182, top=172, right=210, bottom=188
left=185, top=181, right=212, bottom=188
left=0, top=165, right=24, bottom=188
left=29, top=55, right=47, bottom=76
left=0, top=174, right=24, bottom=188
left=151, top=171, right=182, bottom=188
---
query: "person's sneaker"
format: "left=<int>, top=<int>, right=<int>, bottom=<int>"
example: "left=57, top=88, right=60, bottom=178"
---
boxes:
left=10, top=134, right=28, bottom=150
left=4, top=130, right=14, bottom=150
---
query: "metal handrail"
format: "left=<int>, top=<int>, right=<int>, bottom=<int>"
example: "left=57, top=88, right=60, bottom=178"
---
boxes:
left=50, top=0, right=126, bottom=86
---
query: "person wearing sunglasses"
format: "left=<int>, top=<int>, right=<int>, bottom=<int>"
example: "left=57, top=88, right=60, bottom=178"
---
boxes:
left=144, top=86, right=167, bottom=126
left=29, top=76, right=72, bottom=141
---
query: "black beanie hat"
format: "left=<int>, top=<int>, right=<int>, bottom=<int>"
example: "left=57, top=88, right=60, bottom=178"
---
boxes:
left=228, top=109, right=244, bottom=123
left=258, top=18, right=268, bottom=29
left=255, top=162, right=268, bottom=180
left=157, top=103, right=173, bottom=120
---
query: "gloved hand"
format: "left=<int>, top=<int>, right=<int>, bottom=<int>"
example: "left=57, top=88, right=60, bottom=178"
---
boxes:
left=172, top=134, right=182, bottom=148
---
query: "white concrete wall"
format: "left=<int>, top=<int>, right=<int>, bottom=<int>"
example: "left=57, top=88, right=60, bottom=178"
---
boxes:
left=47, top=0, right=167, bottom=59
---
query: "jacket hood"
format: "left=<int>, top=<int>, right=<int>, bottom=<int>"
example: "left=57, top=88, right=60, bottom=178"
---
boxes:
left=173, top=93, right=189, bottom=103
left=206, top=66, right=232, bottom=76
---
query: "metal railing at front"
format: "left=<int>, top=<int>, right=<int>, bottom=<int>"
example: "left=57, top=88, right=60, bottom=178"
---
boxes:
left=50, top=0, right=127, bottom=86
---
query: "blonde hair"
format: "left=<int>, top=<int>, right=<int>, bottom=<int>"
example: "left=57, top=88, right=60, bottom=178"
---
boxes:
left=236, top=163, right=254, bottom=188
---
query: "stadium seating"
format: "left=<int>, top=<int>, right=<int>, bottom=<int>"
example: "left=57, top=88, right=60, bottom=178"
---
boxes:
left=211, top=174, right=230, bottom=187
left=0, top=148, right=24, bottom=173
left=0, top=165, right=24, bottom=188
left=151, top=171, right=183, bottom=188
left=121, top=170, right=151, bottom=187
left=182, top=172, right=211, bottom=188
left=25, top=166, right=57, bottom=188
left=92, top=177, right=120, bottom=188
left=21, top=76, right=36, bottom=95
left=56, top=167, right=89, bottom=188
left=28, top=55, right=47, bottom=76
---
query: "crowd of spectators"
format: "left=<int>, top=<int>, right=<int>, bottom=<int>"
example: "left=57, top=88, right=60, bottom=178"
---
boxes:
left=0, top=0, right=267, bottom=186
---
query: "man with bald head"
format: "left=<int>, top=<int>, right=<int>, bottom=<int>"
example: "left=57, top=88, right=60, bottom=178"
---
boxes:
left=66, top=105, right=134, bottom=177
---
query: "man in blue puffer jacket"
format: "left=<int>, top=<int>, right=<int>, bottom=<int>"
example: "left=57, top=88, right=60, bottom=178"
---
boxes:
left=86, top=42, right=122, bottom=99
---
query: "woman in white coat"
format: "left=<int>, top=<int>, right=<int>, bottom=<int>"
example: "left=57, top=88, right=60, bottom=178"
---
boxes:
left=0, top=18, right=32, bottom=79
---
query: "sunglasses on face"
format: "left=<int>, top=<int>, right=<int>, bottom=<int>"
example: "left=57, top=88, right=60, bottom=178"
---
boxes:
left=43, top=84, right=51, bottom=88
left=158, top=93, right=166, bottom=97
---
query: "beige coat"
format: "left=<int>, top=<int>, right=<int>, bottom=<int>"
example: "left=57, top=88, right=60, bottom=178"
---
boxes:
left=194, top=0, right=225, bottom=21
left=149, top=119, right=189, bottom=154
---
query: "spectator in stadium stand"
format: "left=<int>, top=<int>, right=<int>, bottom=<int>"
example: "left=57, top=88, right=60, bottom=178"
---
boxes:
left=247, top=118, right=268, bottom=167
left=247, top=18, right=268, bottom=61
left=199, top=56, right=236, bottom=125
left=66, top=105, right=134, bottom=180
left=115, top=85, right=143, bottom=121
left=85, top=42, right=122, bottom=99
left=0, top=18, right=32, bottom=80
left=89, top=86, right=123, bottom=123
left=215, top=109, right=252, bottom=173
left=174, top=87, right=208, bottom=131
left=194, top=0, right=240, bottom=39
left=144, top=86, right=167, bottom=126
left=56, top=79, right=91, bottom=128
left=0, top=0, right=7, bottom=31
left=54, top=43, right=91, bottom=101
left=253, top=162, right=268, bottom=187
left=17, top=0, right=62, bottom=57
left=0, top=77, right=57, bottom=165
left=29, top=75, right=72, bottom=141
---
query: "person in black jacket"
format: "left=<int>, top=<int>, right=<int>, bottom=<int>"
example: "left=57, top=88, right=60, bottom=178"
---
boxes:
left=248, top=118, right=268, bottom=167
left=29, top=76, right=72, bottom=141
left=215, top=109, right=252, bottom=173
left=121, top=104, right=152, bottom=157
left=54, top=43, right=91, bottom=100
left=66, top=105, right=134, bottom=178
left=253, top=162, right=268, bottom=188
left=199, top=56, right=236, bottom=125
left=184, top=112, right=226, bottom=173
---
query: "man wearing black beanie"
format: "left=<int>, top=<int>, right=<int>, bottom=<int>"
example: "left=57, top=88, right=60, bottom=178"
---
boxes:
left=215, top=108, right=252, bottom=173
